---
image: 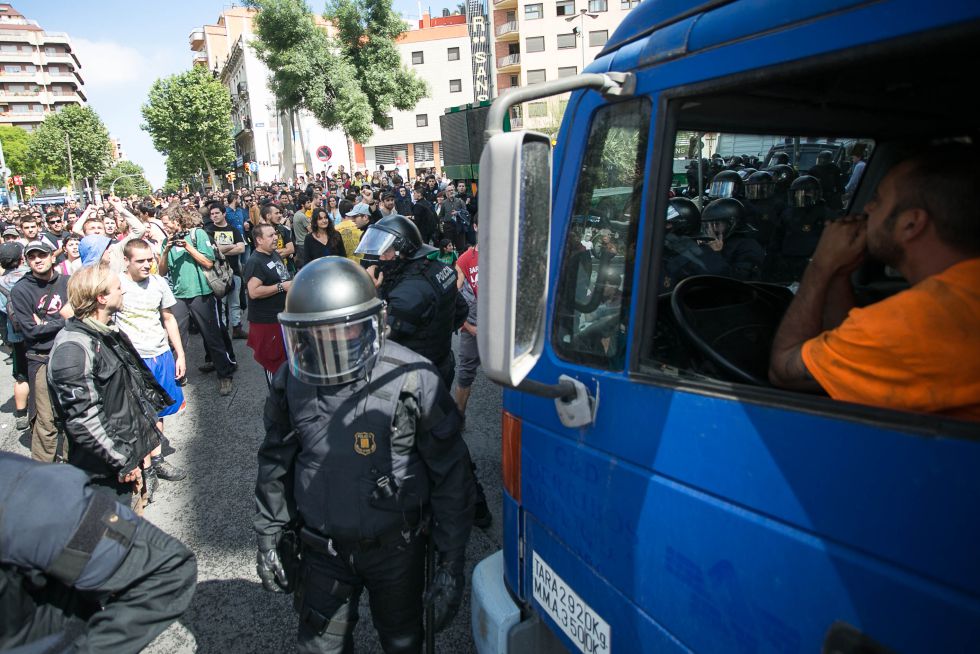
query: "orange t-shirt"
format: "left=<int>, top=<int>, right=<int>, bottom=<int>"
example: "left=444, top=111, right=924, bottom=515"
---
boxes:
left=801, top=258, right=980, bottom=422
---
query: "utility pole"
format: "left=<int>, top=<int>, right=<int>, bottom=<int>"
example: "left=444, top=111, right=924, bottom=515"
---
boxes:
left=0, top=138, right=13, bottom=209
left=566, top=9, right=598, bottom=73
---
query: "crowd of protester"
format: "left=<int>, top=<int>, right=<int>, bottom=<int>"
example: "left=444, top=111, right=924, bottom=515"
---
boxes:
left=0, top=164, right=482, bottom=511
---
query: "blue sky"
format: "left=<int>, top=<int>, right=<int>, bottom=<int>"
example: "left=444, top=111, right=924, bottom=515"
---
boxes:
left=27, top=0, right=459, bottom=187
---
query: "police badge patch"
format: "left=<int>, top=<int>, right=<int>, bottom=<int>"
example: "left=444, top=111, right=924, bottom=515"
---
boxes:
left=354, top=432, right=376, bottom=455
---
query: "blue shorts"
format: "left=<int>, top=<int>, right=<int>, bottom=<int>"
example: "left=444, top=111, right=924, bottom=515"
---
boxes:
left=143, top=350, right=184, bottom=418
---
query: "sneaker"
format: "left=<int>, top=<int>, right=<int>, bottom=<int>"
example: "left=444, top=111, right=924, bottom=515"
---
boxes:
left=232, top=326, right=249, bottom=340
left=175, top=376, right=188, bottom=387
left=144, top=467, right=159, bottom=504
left=474, top=499, right=493, bottom=529
left=198, top=361, right=215, bottom=373
left=154, top=460, right=187, bottom=482
left=14, top=412, right=29, bottom=431
left=218, top=377, right=233, bottom=396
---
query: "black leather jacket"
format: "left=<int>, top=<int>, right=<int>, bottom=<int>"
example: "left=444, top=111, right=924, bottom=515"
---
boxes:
left=47, top=319, right=171, bottom=478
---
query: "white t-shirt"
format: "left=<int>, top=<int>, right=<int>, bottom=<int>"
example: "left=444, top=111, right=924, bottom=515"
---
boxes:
left=117, top=273, right=177, bottom=358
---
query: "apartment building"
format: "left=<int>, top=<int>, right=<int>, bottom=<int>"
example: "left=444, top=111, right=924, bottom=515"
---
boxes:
left=358, top=12, right=475, bottom=178
left=492, top=0, right=640, bottom=129
left=0, top=3, right=86, bottom=132
left=189, top=8, right=351, bottom=185
left=110, top=137, right=126, bottom=162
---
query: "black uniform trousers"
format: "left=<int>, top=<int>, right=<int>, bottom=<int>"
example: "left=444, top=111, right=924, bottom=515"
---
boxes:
left=296, top=534, right=426, bottom=654
left=171, top=294, right=236, bottom=379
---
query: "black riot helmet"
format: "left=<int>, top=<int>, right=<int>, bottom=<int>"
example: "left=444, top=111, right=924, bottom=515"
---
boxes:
left=355, top=214, right=436, bottom=261
left=700, top=198, right=746, bottom=240
left=744, top=170, right=776, bottom=200
left=666, top=197, right=701, bottom=236
left=816, top=150, right=834, bottom=165
left=769, top=152, right=790, bottom=167
left=278, top=257, right=386, bottom=386
left=769, top=163, right=798, bottom=187
left=728, top=155, right=744, bottom=169
left=737, top=167, right=758, bottom=181
left=708, top=169, right=744, bottom=199
left=789, top=175, right=824, bottom=208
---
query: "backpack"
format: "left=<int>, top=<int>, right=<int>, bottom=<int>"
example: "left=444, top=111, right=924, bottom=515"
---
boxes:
left=196, top=229, right=235, bottom=298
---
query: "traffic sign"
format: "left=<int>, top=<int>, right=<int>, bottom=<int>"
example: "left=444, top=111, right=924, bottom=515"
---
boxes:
left=316, top=145, right=332, bottom=162
left=12, top=175, right=22, bottom=186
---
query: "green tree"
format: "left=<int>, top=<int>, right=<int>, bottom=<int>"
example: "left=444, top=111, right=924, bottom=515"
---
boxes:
left=26, top=106, right=112, bottom=193
left=103, top=160, right=152, bottom=197
left=0, top=125, right=31, bottom=176
left=141, top=66, right=235, bottom=189
left=248, top=0, right=427, bottom=172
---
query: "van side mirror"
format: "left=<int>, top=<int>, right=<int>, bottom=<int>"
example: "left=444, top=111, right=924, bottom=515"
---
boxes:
left=477, top=131, right=552, bottom=387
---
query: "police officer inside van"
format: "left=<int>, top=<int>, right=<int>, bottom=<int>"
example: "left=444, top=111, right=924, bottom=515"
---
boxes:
left=253, top=257, right=476, bottom=652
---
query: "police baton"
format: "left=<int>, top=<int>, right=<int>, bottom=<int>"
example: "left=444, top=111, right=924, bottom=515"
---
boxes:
left=425, top=537, right=435, bottom=654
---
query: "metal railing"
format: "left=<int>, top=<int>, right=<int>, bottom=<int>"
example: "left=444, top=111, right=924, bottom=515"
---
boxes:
left=495, top=21, right=519, bottom=37
left=497, top=53, right=521, bottom=68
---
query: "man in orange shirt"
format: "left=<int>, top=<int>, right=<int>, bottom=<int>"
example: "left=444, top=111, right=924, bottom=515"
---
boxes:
left=769, top=144, right=980, bottom=421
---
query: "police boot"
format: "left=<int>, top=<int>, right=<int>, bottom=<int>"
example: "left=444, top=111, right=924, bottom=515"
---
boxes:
left=144, top=466, right=159, bottom=504
left=472, top=462, right=492, bottom=529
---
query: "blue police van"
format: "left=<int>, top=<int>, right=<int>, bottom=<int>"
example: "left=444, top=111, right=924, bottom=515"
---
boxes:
left=470, top=1, right=980, bottom=652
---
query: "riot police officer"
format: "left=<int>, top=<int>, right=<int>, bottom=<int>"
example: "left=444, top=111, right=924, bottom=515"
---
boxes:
left=1, top=452, right=196, bottom=653
left=808, top=150, right=845, bottom=212
left=743, top=170, right=783, bottom=250
left=356, top=216, right=492, bottom=528
left=355, top=215, right=467, bottom=388
left=661, top=197, right=730, bottom=290
left=254, top=257, right=476, bottom=653
left=701, top=198, right=765, bottom=281
left=771, top=175, right=836, bottom=282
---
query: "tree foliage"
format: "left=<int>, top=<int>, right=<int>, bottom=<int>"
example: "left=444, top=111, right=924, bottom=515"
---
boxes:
left=103, top=160, right=152, bottom=197
left=141, top=66, right=235, bottom=185
left=0, top=125, right=31, bottom=175
left=248, top=0, right=427, bottom=143
left=26, top=106, right=112, bottom=184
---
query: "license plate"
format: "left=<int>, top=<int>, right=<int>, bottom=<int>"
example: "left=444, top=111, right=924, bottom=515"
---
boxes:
left=532, top=552, right=611, bottom=654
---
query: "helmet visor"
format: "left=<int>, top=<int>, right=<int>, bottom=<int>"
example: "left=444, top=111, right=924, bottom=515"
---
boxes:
left=709, top=179, right=736, bottom=198
left=354, top=229, right=396, bottom=257
left=281, top=313, right=384, bottom=386
left=745, top=181, right=775, bottom=200
left=790, top=188, right=819, bottom=208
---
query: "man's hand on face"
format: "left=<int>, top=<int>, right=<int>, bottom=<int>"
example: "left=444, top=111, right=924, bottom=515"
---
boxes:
left=810, top=214, right=867, bottom=278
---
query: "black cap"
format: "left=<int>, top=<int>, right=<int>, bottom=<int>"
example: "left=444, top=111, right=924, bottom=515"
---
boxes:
left=24, top=240, right=53, bottom=256
left=0, top=242, right=23, bottom=269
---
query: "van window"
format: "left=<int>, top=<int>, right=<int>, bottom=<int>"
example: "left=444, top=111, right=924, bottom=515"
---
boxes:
left=552, top=97, right=650, bottom=369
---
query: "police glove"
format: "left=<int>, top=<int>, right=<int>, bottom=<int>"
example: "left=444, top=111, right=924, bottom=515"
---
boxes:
left=256, top=539, right=291, bottom=593
left=424, top=554, right=465, bottom=632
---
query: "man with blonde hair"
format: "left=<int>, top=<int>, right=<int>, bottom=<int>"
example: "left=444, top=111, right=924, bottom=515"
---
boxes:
left=47, top=264, right=175, bottom=506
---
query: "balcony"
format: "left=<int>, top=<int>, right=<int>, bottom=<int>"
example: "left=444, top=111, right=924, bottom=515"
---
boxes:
left=496, top=53, right=521, bottom=72
left=193, top=52, right=208, bottom=67
left=0, top=111, right=45, bottom=124
left=0, top=51, right=38, bottom=63
left=495, top=21, right=519, bottom=40
left=189, top=29, right=206, bottom=51
left=493, top=0, right=517, bottom=9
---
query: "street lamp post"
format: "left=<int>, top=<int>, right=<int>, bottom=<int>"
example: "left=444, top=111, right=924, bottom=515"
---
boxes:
left=565, top=9, right=599, bottom=73
left=108, top=173, right=143, bottom=196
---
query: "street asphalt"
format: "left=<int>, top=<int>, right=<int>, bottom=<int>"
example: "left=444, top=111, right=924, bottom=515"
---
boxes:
left=0, top=330, right=504, bottom=653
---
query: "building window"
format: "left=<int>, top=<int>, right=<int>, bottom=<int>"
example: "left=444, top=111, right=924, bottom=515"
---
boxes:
left=589, top=0, right=608, bottom=11
left=448, top=47, right=460, bottom=61
left=4, top=64, right=21, bottom=73
left=526, top=36, right=545, bottom=53
left=412, top=51, right=424, bottom=65
left=589, top=30, right=609, bottom=47
left=557, top=33, right=577, bottom=49
left=621, top=0, right=641, bottom=8
left=558, top=66, right=578, bottom=78
left=510, top=74, right=519, bottom=87
left=416, top=114, right=428, bottom=127
left=527, top=69, right=546, bottom=85
left=450, top=79, right=462, bottom=93
left=414, top=141, right=435, bottom=162
left=525, top=3, right=543, bottom=19
left=528, top=102, right=548, bottom=118
left=556, top=0, right=575, bottom=16
left=382, top=116, right=394, bottom=130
